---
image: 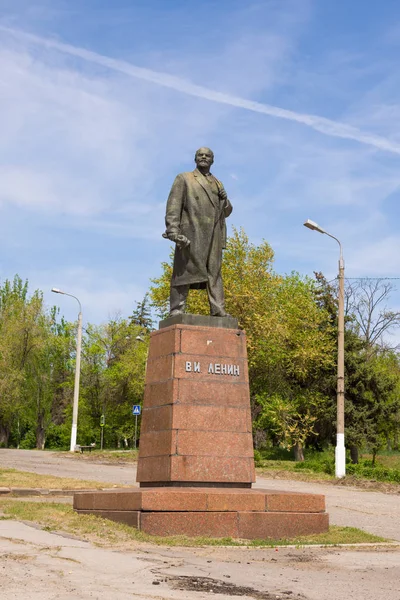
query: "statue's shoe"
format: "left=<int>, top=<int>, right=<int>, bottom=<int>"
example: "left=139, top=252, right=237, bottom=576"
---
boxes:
left=169, top=309, right=184, bottom=317
left=211, top=311, right=231, bottom=318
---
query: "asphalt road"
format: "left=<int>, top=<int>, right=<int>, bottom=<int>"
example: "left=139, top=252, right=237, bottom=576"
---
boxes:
left=1, top=448, right=400, bottom=541
left=1, top=449, right=400, bottom=600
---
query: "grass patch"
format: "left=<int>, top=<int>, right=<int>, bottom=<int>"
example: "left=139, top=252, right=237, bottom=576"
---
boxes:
left=255, top=450, right=400, bottom=487
left=0, top=468, right=115, bottom=490
left=361, top=452, right=400, bottom=470
left=0, top=498, right=387, bottom=548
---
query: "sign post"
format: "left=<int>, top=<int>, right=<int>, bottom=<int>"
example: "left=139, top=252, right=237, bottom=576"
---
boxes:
left=100, top=414, right=105, bottom=450
left=132, top=405, right=141, bottom=449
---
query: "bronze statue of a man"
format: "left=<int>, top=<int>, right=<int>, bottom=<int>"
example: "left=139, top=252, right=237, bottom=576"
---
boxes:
left=163, top=147, right=233, bottom=317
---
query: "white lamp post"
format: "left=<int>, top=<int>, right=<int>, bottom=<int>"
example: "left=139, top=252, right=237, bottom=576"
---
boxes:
left=51, top=288, right=83, bottom=453
left=303, top=220, right=346, bottom=478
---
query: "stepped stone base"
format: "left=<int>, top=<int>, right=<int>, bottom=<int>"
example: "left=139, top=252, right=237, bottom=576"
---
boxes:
left=74, top=321, right=329, bottom=540
left=73, top=487, right=329, bottom=540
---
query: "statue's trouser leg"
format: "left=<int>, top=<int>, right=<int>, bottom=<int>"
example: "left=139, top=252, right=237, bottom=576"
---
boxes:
left=207, top=271, right=225, bottom=315
left=207, top=230, right=225, bottom=316
left=170, top=284, right=189, bottom=314
left=207, top=252, right=225, bottom=316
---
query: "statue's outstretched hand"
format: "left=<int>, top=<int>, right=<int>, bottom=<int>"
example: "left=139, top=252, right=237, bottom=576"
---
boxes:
left=175, top=234, right=190, bottom=249
left=162, top=232, right=190, bottom=248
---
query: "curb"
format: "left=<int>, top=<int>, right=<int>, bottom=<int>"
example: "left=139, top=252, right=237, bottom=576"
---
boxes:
left=0, top=487, right=108, bottom=497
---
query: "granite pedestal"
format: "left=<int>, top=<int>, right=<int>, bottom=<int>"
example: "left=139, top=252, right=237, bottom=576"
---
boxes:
left=74, top=315, right=329, bottom=539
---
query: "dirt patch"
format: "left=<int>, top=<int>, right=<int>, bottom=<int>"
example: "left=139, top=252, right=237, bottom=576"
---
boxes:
left=60, top=451, right=138, bottom=465
left=167, top=575, right=305, bottom=599
left=334, top=476, right=400, bottom=494
left=286, top=552, right=320, bottom=563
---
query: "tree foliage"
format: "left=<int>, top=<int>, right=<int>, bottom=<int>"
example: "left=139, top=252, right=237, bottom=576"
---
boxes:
left=1, top=229, right=400, bottom=460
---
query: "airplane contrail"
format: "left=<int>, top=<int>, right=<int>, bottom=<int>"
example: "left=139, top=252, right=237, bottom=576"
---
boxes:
left=2, top=26, right=400, bottom=156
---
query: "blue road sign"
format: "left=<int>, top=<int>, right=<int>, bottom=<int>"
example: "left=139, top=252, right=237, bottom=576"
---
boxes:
left=132, top=405, right=141, bottom=416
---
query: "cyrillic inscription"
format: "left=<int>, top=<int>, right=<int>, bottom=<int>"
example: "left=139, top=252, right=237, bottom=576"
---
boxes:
left=178, top=361, right=241, bottom=376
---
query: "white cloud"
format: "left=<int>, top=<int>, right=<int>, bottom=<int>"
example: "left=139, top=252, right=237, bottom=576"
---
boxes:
left=2, top=26, right=400, bottom=155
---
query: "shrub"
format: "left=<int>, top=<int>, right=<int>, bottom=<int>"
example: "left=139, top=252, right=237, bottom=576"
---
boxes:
left=346, top=462, right=400, bottom=483
left=294, top=456, right=334, bottom=475
left=254, top=449, right=263, bottom=467
left=19, top=430, right=36, bottom=449
left=45, top=423, right=71, bottom=450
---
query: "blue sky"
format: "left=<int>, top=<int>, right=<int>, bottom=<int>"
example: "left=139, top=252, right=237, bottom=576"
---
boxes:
left=1, top=0, right=400, bottom=326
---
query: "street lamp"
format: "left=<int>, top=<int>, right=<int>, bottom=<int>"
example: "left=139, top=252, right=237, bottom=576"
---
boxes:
left=303, top=219, right=346, bottom=478
left=51, top=288, right=83, bottom=453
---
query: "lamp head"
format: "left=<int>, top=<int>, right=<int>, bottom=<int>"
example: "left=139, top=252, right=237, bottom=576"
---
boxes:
left=51, top=288, right=63, bottom=294
left=303, top=219, right=326, bottom=234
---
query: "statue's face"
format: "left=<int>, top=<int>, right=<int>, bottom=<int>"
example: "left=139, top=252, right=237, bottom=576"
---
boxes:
left=195, top=147, right=214, bottom=170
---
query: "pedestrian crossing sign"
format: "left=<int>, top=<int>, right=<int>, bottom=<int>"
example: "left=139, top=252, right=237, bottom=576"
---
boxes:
left=132, top=405, right=141, bottom=416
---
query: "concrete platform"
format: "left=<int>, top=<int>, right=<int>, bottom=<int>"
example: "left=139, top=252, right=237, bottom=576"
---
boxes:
left=73, top=487, right=329, bottom=539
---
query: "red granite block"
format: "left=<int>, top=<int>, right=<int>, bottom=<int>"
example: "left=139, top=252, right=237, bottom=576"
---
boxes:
left=180, top=328, right=246, bottom=358
left=138, top=323, right=255, bottom=485
left=74, top=490, right=142, bottom=511
left=77, top=509, right=140, bottom=528
left=246, top=409, right=252, bottom=433
left=136, top=456, right=171, bottom=482
left=145, top=355, right=173, bottom=383
left=174, top=355, right=248, bottom=383
left=144, top=380, right=178, bottom=408
left=137, top=431, right=177, bottom=458
left=206, top=490, right=265, bottom=512
left=140, top=405, right=172, bottom=433
left=172, top=405, right=251, bottom=432
left=178, top=380, right=250, bottom=407
left=238, top=512, right=329, bottom=540
left=74, top=491, right=95, bottom=510
left=141, top=511, right=238, bottom=537
left=264, top=492, right=326, bottom=513
left=176, top=431, right=254, bottom=457
left=141, top=488, right=208, bottom=512
left=170, top=455, right=255, bottom=483
left=147, top=327, right=181, bottom=360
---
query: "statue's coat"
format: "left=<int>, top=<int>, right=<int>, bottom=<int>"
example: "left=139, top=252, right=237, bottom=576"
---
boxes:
left=165, top=168, right=233, bottom=288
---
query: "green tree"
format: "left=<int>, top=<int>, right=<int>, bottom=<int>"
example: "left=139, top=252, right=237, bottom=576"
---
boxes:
left=313, top=273, right=400, bottom=463
left=80, top=317, right=148, bottom=448
left=130, top=293, right=154, bottom=331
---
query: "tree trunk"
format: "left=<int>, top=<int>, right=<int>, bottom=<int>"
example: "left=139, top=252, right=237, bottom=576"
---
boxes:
left=350, top=445, right=359, bottom=464
left=293, top=443, right=304, bottom=462
left=0, top=423, right=10, bottom=447
left=36, top=410, right=46, bottom=450
left=36, top=428, right=46, bottom=450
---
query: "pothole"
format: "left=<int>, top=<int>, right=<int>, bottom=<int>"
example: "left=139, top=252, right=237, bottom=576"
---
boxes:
left=167, top=575, right=306, bottom=599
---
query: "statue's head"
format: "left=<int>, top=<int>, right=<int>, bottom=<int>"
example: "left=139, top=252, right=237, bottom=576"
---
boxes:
left=195, top=147, right=214, bottom=171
